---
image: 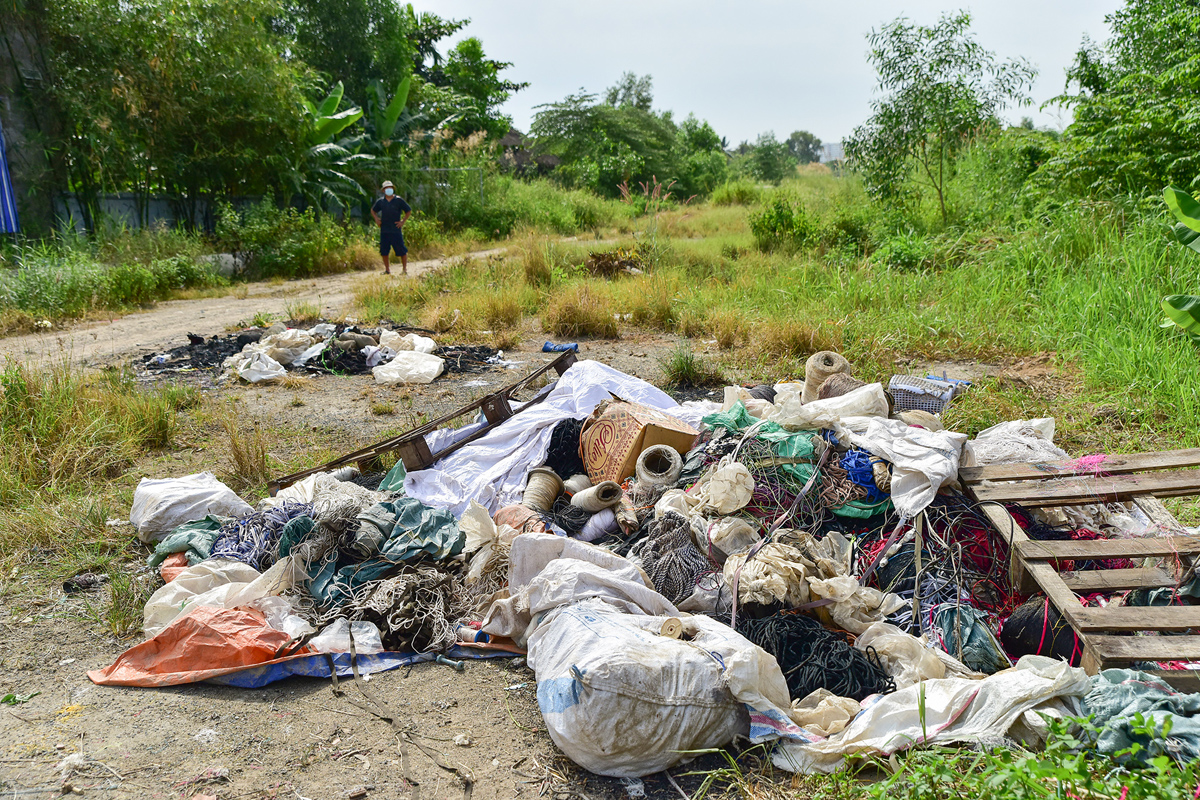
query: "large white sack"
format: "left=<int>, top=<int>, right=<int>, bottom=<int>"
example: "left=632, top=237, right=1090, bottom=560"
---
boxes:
left=130, top=471, right=252, bottom=544
left=373, top=350, right=444, bottom=385
left=773, top=655, right=1090, bottom=774
left=142, top=556, right=302, bottom=637
left=527, top=602, right=798, bottom=778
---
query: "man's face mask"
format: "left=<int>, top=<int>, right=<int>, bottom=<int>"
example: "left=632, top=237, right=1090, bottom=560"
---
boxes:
left=384, top=188, right=395, bottom=197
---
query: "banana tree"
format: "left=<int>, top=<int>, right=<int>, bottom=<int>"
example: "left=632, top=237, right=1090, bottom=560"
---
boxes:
left=1161, top=185, right=1200, bottom=340
left=285, top=82, right=374, bottom=212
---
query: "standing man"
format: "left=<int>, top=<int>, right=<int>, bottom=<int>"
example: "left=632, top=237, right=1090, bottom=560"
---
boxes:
left=370, top=180, right=412, bottom=275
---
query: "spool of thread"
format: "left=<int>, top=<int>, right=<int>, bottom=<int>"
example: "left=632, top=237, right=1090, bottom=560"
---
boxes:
left=660, top=618, right=683, bottom=639
left=563, top=473, right=592, bottom=496
left=635, top=445, right=683, bottom=488
left=578, top=507, right=618, bottom=542
left=571, top=480, right=622, bottom=512
left=817, top=372, right=866, bottom=400
left=870, top=456, right=892, bottom=493
left=522, top=467, right=563, bottom=512
left=802, top=351, right=851, bottom=404
left=455, top=624, right=489, bottom=643
left=329, top=466, right=360, bottom=482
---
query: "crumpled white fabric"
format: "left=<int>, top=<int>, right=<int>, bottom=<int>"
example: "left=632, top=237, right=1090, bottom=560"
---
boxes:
left=692, top=461, right=755, bottom=515
left=265, top=328, right=315, bottom=366
left=234, top=351, right=286, bottom=383
left=773, top=656, right=1091, bottom=774
left=789, top=689, right=861, bottom=737
left=767, top=383, right=890, bottom=430
left=724, top=543, right=811, bottom=607
left=849, top=418, right=968, bottom=519
left=379, top=330, right=436, bottom=354
left=853, top=622, right=984, bottom=689
left=142, top=556, right=302, bottom=637
left=807, top=575, right=907, bottom=635
left=405, top=361, right=688, bottom=517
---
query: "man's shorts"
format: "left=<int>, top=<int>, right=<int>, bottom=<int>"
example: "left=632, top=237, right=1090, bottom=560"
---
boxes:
left=380, top=229, right=407, bottom=257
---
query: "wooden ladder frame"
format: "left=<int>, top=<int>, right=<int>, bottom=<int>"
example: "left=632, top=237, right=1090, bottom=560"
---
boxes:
left=959, top=449, right=1200, bottom=690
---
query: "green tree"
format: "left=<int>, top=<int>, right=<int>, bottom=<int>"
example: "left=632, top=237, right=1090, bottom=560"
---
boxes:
left=531, top=80, right=679, bottom=197
left=786, top=130, right=822, bottom=164
left=439, top=37, right=527, bottom=139
left=604, top=72, right=654, bottom=111
left=1041, top=0, right=1200, bottom=196
left=279, top=0, right=412, bottom=108
left=747, top=132, right=795, bottom=183
left=845, top=11, right=1035, bottom=223
left=675, top=115, right=728, bottom=196
left=43, top=0, right=308, bottom=227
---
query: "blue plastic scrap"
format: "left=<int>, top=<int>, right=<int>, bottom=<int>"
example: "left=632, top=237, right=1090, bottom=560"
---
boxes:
left=542, top=341, right=579, bottom=353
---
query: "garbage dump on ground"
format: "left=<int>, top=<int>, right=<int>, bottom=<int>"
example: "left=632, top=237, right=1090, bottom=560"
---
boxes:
left=94, top=351, right=1200, bottom=783
left=142, top=320, right=502, bottom=383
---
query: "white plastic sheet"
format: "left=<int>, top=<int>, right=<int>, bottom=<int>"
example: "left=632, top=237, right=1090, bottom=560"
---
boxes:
left=372, top=350, right=445, bottom=385
left=379, top=329, right=437, bottom=354
left=265, top=328, right=315, bottom=366
left=767, top=383, right=890, bottom=430
left=309, top=619, right=384, bottom=654
left=849, top=418, right=968, bottom=519
left=130, top=472, right=252, bottom=544
left=405, top=360, right=689, bottom=517
left=236, top=351, right=286, bottom=383
left=142, top=556, right=302, bottom=636
left=773, top=656, right=1091, bottom=774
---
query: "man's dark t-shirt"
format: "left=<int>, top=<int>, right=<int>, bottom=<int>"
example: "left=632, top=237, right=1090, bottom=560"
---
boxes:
left=372, top=195, right=411, bottom=228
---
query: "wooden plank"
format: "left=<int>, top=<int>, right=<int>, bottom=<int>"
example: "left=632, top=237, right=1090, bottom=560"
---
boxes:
left=1061, top=567, right=1180, bottom=593
left=1017, top=536, right=1200, bottom=562
left=1086, top=634, right=1200, bottom=663
left=1134, top=496, right=1189, bottom=533
left=970, top=469, right=1200, bottom=506
left=1073, top=606, right=1200, bottom=633
left=960, top=449, right=1200, bottom=484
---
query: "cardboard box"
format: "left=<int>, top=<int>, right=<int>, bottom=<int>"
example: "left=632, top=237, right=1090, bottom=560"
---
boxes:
left=579, top=399, right=698, bottom=484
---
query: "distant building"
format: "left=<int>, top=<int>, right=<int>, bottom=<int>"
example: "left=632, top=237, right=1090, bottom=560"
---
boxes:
left=820, top=141, right=845, bottom=164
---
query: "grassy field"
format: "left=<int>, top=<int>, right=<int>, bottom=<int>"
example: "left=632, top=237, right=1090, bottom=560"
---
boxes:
left=351, top=171, right=1200, bottom=458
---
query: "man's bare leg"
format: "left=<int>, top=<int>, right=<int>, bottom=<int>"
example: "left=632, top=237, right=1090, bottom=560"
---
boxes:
left=382, top=253, right=391, bottom=275
left=401, top=253, right=408, bottom=276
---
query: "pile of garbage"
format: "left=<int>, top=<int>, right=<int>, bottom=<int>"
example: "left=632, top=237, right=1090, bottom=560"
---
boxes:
left=143, top=321, right=502, bottom=385
left=92, top=353, right=1200, bottom=779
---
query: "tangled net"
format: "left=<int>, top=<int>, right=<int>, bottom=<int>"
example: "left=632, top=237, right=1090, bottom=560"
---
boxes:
left=458, top=539, right=512, bottom=621
left=631, top=510, right=714, bottom=604
left=210, top=501, right=314, bottom=570
left=736, top=612, right=895, bottom=702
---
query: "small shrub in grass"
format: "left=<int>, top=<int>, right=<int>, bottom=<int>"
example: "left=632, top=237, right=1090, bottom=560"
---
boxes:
left=521, top=239, right=553, bottom=287
left=216, top=200, right=345, bottom=279
left=873, top=230, right=934, bottom=271
left=676, top=307, right=708, bottom=338
left=749, top=196, right=818, bottom=252
left=478, top=291, right=523, bottom=330
left=422, top=301, right=463, bottom=333
left=106, top=571, right=154, bottom=638
left=709, top=309, right=746, bottom=350
left=661, top=342, right=724, bottom=388
left=220, top=414, right=271, bottom=494
left=711, top=179, right=763, bottom=206
left=543, top=285, right=618, bottom=338
left=758, top=321, right=843, bottom=359
left=285, top=300, right=321, bottom=326
left=627, top=278, right=677, bottom=330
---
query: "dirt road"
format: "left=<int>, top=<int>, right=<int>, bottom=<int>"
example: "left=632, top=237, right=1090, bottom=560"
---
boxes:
left=0, top=249, right=505, bottom=370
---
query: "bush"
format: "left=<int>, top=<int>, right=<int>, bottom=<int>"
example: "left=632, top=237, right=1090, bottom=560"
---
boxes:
left=216, top=201, right=345, bottom=279
left=873, top=230, right=934, bottom=271
left=542, top=284, right=618, bottom=338
left=399, top=211, right=443, bottom=255
left=749, top=196, right=818, bottom=252
left=710, top=179, right=762, bottom=207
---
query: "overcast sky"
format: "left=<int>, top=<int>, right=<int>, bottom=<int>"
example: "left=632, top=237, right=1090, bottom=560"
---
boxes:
left=409, top=1, right=1124, bottom=145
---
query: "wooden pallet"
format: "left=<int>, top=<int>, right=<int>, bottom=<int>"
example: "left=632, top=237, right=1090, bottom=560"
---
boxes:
left=268, top=350, right=577, bottom=493
left=959, top=449, right=1200, bottom=689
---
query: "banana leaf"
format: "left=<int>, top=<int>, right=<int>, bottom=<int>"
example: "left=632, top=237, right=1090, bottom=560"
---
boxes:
left=316, top=81, right=345, bottom=119
left=310, top=109, right=363, bottom=146
left=1161, top=294, right=1200, bottom=341
left=1165, top=185, right=1200, bottom=234
left=1174, top=222, right=1200, bottom=254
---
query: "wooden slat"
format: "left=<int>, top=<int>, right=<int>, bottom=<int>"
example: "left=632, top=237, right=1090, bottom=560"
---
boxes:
left=1061, top=567, right=1180, bottom=593
left=960, top=449, right=1200, bottom=484
left=1017, top=536, right=1200, bottom=562
left=1086, top=634, right=1200, bottom=663
left=1142, top=671, right=1200, bottom=692
left=1074, top=606, right=1200, bottom=633
left=971, top=469, right=1200, bottom=506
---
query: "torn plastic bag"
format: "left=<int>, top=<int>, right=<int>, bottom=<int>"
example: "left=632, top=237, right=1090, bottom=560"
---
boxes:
left=702, top=517, right=761, bottom=564
left=806, top=575, right=906, bottom=635
left=309, top=618, right=384, bottom=654
left=249, top=596, right=315, bottom=640
left=372, top=350, right=444, bottom=385
left=789, top=689, right=861, bottom=737
left=692, top=461, right=754, bottom=515
left=236, top=351, right=286, bottom=383
left=848, top=418, right=968, bottom=519
left=527, top=602, right=800, bottom=778
left=143, top=556, right=302, bottom=637
left=724, top=543, right=811, bottom=607
left=379, top=329, right=436, bottom=354
left=460, top=500, right=497, bottom=554
left=774, top=656, right=1090, bottom=774
left=853, top=622, right=980, bottom=689
left=264, top=328, right=315, bottom=366
left=130, top=472, right=252, bottom=544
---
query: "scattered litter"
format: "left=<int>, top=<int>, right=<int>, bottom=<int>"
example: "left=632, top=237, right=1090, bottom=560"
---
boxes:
left=192, top=728, right=219, bottom=744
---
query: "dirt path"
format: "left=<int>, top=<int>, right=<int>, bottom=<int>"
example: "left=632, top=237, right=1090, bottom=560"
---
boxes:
left=0, top=248, right=506, bottom=370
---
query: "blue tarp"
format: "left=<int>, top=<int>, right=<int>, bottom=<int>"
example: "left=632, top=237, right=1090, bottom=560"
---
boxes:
left=0, top=120, right=18, bottom=233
